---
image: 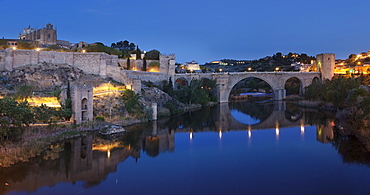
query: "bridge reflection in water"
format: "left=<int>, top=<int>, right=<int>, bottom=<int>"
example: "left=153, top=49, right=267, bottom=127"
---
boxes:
left=0, top=102, right=335, bottom=194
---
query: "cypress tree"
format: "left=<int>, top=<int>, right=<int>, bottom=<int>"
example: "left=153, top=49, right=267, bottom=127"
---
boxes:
left=143, top=57, right=147, bottom=71
left=127, top=58, right=131, bottom=70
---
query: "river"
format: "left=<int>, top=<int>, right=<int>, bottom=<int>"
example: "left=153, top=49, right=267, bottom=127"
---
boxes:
left=1, top=101, right=370, bottom=195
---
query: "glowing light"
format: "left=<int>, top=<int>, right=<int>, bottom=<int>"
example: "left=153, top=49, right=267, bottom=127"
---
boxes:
left=301, top=125, right=305, bottom=135
left=190, top=132, right=193, bottom=140
left=219, top=68, right=222, bottom=72
left=36, top=48, right=41, bottom=51
left=275, top=121, right=279, bottom=139
left=248, top=67, right=252, bottom=71
left=248, top=130, right=252, bottom=138
left=275, top=67, right=280, bottom=71
left=219, top=131, right=222, bottom=139
left=12, top=47, right=17, bottom=50
left=82, top=49, right=86, bottom=53
left=107, top=150, right=111, bottom=158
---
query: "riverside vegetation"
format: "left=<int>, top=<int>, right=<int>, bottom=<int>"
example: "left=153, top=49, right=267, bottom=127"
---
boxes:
left=0, top=63, right=217, bottom=166
left=301, top=75, right=370, bottom=150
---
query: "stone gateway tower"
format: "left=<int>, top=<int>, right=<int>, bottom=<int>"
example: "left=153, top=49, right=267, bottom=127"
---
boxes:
left=62, top=85, right=93, bottom=124
left=316, top=53, right=335, bottom=80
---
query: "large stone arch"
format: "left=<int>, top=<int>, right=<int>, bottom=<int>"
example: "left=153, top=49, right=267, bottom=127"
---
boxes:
left=174, top=77, right=189, bottom=89
left=227, top=75, right=277, bottom=101
left=228, top=76, right=274, bottom=95
left=284, top=76, right=303, bottom=95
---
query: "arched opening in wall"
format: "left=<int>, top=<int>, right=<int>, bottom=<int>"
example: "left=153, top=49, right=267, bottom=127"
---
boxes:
left=229, top=77, right=273, bottom=101
left=228, top=77, right=274, bottom=125
left=81, top=98, right=88, bottom=122
left=174, top=78, right=189, bottom=90
left=312, top=77, right=320, bottom=85
left=285, top=77, right=302, bottom=96
left=81, top=98, right=88, bottom=110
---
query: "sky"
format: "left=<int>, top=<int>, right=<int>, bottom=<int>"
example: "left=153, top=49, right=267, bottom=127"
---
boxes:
left=1, top=0, right=370, bottom=63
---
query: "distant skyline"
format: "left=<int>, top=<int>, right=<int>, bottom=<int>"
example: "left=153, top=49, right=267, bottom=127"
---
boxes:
left=1, top=0, right=370, bottom=63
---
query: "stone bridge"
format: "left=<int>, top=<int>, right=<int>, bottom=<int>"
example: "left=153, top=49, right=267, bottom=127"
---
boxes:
left=174, top=72, right=321, bottom=102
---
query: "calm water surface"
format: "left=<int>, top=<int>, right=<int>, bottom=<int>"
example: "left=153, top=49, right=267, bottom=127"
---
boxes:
left=2, top=101, right=370, bottom=195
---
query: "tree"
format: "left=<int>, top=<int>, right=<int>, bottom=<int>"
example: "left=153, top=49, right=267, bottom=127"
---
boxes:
left=0, top=97, right=34, bottom=139
left=127, top=58, right=131, bottom=70
left=145, top=49, right=160, bottom=60
left=16, top=85, right=34, bottom=102
left=142, top=57, right=147, bottom=71
left=136, top=46, right=142, bottom=59
left=60, top=81, right=73, bottom=121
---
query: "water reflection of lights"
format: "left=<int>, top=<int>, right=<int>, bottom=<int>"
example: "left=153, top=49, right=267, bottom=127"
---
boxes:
left=190, top=132, right=194, bottom=140
left=219, top=131, right=222, bottom=139
left=107, top=150, right=111, bottom=158
left=248, top=130, right=252, bottom=138
left=275, top=121, right=279, bottom=139
left=301, top=125, right=305, bottom=135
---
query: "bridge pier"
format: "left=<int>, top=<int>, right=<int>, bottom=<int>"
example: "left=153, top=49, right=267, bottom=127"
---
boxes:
left=274, top=89, right=286, bottom=100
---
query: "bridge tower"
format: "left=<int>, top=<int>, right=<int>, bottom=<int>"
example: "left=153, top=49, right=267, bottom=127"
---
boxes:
left=316, top=53, right=335, bottom=80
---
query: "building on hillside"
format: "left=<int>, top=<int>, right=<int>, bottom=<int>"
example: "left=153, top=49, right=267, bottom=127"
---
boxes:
left=18, top=23, right=57, bottom=46
left=184, top=60, right=201, bottom=72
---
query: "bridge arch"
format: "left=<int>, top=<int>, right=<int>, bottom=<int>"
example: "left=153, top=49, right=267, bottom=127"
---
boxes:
left=229, top=76, right=274, bottom=97
left=284, top=77, right=303, bottom=95
left=174, top=77, right=189, bottom=89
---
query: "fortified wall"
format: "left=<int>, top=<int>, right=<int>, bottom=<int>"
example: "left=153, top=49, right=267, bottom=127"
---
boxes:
left=0, top=48, right=119, bottom=78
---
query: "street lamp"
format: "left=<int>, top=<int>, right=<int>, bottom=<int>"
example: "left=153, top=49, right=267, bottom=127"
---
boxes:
left=275, top=67, right=280, bottom=71
left=248, top=67, right=252, bottom=71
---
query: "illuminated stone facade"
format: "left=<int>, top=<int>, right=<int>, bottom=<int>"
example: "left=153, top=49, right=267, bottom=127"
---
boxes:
left=18, top=23, right=57, bottom=46
left=316, top=53, right=335, bottom=80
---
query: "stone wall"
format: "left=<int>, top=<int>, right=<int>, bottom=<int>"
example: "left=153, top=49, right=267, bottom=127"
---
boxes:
left=0, top=48, right=119, bottom=78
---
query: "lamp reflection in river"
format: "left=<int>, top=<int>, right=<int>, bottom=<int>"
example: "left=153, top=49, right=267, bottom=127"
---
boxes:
left=107, top=150, right=111, bottom=158
left=219, top=131, right=222, bottom=139
left=190, top=132, right=194, bottom=140
left=275, top=121, right=280, bottom=140
left=300, top=120, right=305, bottom=139
left=248, top=130, right=252, bottom=138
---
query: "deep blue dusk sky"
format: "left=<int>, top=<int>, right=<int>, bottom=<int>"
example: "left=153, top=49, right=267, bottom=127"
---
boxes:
left=1, top=0, right=370, bottom=63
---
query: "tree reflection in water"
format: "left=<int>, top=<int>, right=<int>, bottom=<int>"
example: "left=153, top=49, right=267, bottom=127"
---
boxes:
left=2, top=102, right=370, bottom=195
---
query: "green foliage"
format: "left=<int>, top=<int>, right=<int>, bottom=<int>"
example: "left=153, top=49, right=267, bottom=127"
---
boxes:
left=145, top=49, right=160, bottom=60
left=16, top=41, right=37, bottom=50
left=162, top=77, right=174, bottom=96
left=135, top=46, right=142, bottom=59
left=304, top=76, right=363, bottom=109
left=111, top=40, right=136, bottom=51
left=127, top=58, right=131, bottom=70
left=86, top=42, right=120, bottom=55
left=16, top=85, right=34, bottom=102
left=95, top=115, right=105, bottom=122
left=0, top=39, right=9, bottom=49
left=44, top=45, right=70, bottom=52
left=60, top=81, right=73, bottom=121
left=52, top=86, right=62, bottom=102
left=149, top=61, right=160, bottom=69
left=0, top=97, right=34, bottom=139
left=33, top=104, right=59, bottom=124
left=121, top=89, right=143, bottom=115
left=175, top=79, right=216, bottom=106
left=143, top=57, right=147, bottom=71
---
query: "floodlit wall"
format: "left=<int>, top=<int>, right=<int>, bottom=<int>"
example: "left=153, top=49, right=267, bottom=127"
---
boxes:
left=0, top=48, right=119, bottom=78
